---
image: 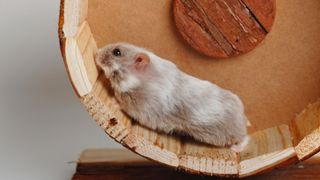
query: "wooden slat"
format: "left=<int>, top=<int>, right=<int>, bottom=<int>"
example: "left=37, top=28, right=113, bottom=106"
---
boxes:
left=65, top=37, right=92, bottom=96
left=240, top=125, right=293, bottom=161
left=239, top=148, right=296, bottom=177
left=239, top=125, right=296, bottom=177
left=63, top=0, right=88, bottom=37
left=178, top=153, right=238, bottom=176
left=292, top=99, right=320, bottom=160
left=76, top=22, right=99, bottom=88
left=123, top=134, right=180, bottom=168
left=65, top=21, right=99, bottom=96
left=295, top=128, right=320, bottom=161
left=291, top=99, right=320, bottom=144
left=130, top=123, right=182, bottom=154
left=178, top=140, right=238, bottom=176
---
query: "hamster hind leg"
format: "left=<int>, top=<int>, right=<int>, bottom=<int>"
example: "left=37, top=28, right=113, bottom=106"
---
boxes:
left=186, top=127, right=230, bottom=147
left=231, top=136, right=250, bottom=152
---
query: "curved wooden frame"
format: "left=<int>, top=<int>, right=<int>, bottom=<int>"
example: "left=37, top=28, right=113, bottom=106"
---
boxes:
left=58, top=0, right=320, bottom=177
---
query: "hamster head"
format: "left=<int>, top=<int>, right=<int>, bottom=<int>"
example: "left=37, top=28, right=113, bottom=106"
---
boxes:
left=95, top=43, right=151, bottom=93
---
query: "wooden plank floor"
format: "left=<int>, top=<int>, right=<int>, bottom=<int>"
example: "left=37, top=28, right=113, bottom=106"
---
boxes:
left=72, top=149, right=320, bottom=180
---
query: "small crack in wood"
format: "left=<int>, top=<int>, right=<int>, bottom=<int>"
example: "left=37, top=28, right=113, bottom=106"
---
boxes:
left=182, top=0, right=236, bottom=55
left=239, top=0, right=268, bottom=33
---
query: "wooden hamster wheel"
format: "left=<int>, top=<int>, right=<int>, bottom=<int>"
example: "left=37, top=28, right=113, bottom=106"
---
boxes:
left=59, top=0, right=320, bottom=177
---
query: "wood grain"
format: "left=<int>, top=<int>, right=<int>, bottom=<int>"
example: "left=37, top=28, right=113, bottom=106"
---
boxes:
left=242, top=0, right=276, bottom=32
left=72, top=149, right=320, bottom=180
left=65, top=21, right=98, bottom=96
left=173, top=0, right=276, bottom=58
left=63, top=0, right=88, bottom=37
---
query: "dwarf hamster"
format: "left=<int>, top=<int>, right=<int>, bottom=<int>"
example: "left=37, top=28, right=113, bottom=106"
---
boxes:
left=96, top=43, right=249, bottom=152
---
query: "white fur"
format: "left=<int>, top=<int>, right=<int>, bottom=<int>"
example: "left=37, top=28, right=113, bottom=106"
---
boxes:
left=119, top=74, right=140, bottom=92
left=231, top=136, right=250, bottom=152
left=96, top=43, right=249, bottom=150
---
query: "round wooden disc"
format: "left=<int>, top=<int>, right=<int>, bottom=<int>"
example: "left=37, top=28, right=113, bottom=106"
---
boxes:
left=173, top=0, right=276, bottom=58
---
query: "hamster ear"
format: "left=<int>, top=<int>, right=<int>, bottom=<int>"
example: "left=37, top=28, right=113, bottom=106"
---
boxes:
left=134, top=53, right=150, bottom=70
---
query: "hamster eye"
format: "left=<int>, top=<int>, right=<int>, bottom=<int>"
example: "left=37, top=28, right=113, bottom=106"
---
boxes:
left=112, top=48, right=121, bottom=57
